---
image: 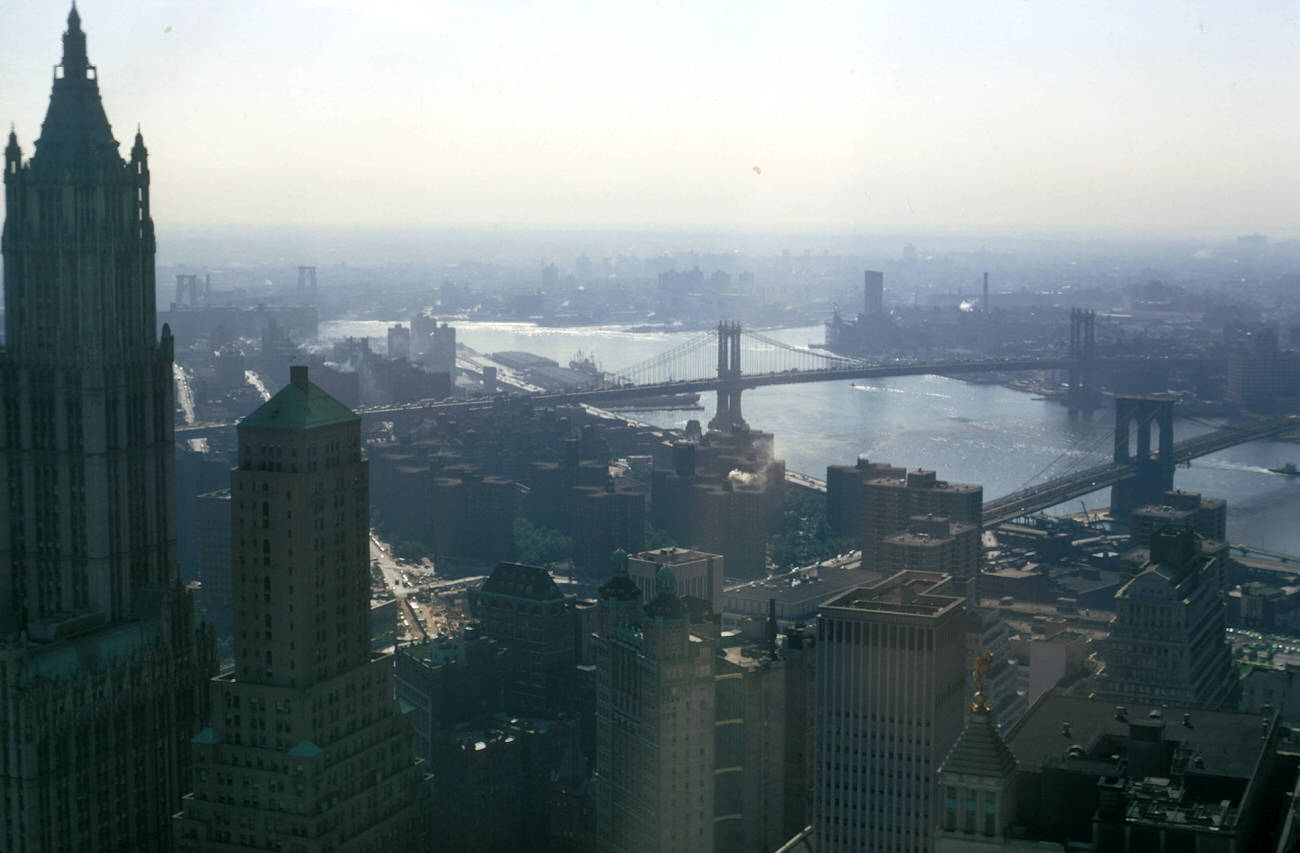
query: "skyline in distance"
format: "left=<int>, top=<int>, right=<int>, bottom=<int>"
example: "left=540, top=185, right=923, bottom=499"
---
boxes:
left=2, top=1, right=1296, bottom=236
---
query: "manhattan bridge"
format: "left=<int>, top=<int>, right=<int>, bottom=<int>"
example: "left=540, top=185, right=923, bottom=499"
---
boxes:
left=177, top=320, right=1296, bottom=525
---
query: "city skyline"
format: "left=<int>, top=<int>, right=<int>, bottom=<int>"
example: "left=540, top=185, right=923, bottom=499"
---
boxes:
left=1, top=1, right=1296, bottom=235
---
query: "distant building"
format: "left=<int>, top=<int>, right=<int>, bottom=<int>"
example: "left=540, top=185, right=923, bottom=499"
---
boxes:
left=648, top=430, right=786, bottom=580
left=1096, top=527, right=1237, bottom=707
left=824, top=270, right=892, bottom=356
left=813, top=571, right=967, bottom=852
left=881, top=515, right=981, bottom=599
left=411, top=313, right=456, bottom=374
left=1225, top=326, right=1300, bottom=410
left=1130, top=489, right=1226, bottom=547
left=468, top=562, right=577, bottom=716
left=173, top=366, right=429, bottom=850
left=387, top=322, right=411, bottom=360
left=862, top=469, right=982, bottom=576
left=570, top=483, right=647, bottom=575
left=864, top=270, right=884, bottom=315
left=628, top=547, right=724, bottom=610
left=825, top=458, right=904, bottom=539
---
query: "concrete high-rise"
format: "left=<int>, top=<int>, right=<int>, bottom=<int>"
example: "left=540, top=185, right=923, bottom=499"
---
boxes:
left=864, top=270, right=884, bottom=315
left=814, top=571, right=967, bottom=853
left=593, top=565, right=719, bottom=853
left=881, top=515, right=981, bottom=600
left=1129, top=489, right=1227, bottom=549
left=172, top=366, right=429, bottom=851
left=825, top=458, right=904, bottom=539
left=862, top=469, right=982, bottom=575
left=0, top=9, right=216, bottom=849
left=1096, top=527, right=1237, bottom=708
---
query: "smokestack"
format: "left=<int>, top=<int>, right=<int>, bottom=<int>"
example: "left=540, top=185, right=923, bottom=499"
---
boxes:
left=983, top=272, right=989, bottom=316
left=290, top=364, right=309, bottom=391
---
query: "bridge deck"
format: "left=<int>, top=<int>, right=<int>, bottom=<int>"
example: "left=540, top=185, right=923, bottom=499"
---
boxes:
left=983, top=416, right=1296, bottom=525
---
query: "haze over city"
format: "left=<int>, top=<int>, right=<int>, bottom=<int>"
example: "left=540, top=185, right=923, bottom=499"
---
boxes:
left=2, top=0, right=1297, bottom=233
left=6, top=3, right=1300, bottom=852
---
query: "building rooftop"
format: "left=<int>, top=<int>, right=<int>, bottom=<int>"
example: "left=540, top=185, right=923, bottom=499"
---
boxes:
left=822, top=571, right=964, bottom=618
left=477, top=562, right=565, bottom=603
left=240, top=366, right=358, bottom=431
left=630, top=547, right=718, bottom=567
left=1006, top=692, right=1276, bottom=782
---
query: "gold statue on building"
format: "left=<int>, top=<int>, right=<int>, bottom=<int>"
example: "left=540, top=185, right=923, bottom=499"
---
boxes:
left=972, top=651, right=994, bottom=713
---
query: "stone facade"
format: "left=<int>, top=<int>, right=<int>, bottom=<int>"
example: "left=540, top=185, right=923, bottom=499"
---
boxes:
left=0, top=10, right=216, bottom=850
left=172, top=367, right=429, bottom=851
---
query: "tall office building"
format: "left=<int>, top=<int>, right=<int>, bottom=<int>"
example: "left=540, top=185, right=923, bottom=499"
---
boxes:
left=593, top=566, right=719, bottom=853
left=1095, top=527, right=1237, bottom=708
left=0, top=9, right=216, bottom=850
left=814, top=571, right=967, bottom=853
left=172, top=366, right=428, bottom=850
left=864, top=270, right=884, bottom=315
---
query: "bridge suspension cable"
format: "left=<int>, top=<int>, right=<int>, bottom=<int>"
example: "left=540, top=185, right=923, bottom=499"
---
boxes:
left=737, top=328, right=866, bottom=374
left=605, top=332, right=716, bottom=387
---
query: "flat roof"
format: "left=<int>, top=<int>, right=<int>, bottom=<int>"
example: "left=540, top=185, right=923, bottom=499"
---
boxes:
left=1007, top=692, right=1274, bottom=781
left=822, top=571, right=964, bottom=619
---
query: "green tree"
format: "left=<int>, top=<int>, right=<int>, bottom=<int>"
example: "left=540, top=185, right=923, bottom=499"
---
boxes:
left=511, top=518, right=572, bottom=567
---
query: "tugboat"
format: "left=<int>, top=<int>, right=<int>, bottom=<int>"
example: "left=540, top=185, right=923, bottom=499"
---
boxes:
left=1269, top=462, right=1300, bottom=476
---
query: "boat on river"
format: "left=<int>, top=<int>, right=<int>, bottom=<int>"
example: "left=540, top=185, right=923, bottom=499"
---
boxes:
left=1270, top=462, right=1299, bottom=476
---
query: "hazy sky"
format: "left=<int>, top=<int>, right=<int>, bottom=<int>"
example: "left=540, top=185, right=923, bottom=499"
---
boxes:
left=2, top=1, right=1297, bottom=234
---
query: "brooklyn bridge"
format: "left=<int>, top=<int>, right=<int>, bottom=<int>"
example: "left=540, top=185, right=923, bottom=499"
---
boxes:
left=175, top=321, right=1296, bottom=524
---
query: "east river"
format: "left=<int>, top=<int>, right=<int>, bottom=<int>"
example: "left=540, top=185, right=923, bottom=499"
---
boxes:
left=322, top=320, right=1300, bottom=555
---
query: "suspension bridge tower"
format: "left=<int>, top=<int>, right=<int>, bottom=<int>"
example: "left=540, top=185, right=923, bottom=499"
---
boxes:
left=1066, top=308, right=1099, bottom=411
left=708, top=321, right=748, bottom=433
left=1110, top=396, right=1176, bottom=520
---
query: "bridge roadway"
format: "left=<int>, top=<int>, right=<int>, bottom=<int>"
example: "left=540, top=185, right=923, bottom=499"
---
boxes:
left=175, top=354, right=1204, bottom=440
left=982, top=415, right=1298, bottom=526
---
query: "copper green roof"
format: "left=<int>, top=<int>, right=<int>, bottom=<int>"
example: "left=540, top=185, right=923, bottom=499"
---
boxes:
left=240, top=377, right=358, bottom=431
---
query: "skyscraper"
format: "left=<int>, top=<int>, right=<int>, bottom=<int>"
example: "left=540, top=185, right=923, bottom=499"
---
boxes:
left=1096, top=527, right=1237, bottom=708
left=814, top=571, right=967, bottom=853
left=0, top=9, right=216, bottom=850
left=594, top=563, right=719, bottom=853
left=172, top=366, right=429, bottom=850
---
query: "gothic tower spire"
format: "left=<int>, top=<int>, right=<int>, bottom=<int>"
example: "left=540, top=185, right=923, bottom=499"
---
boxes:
left=0, top=8, right=215, bottom=851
